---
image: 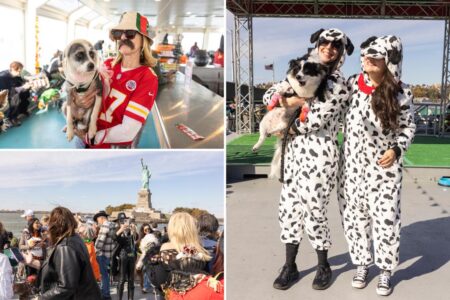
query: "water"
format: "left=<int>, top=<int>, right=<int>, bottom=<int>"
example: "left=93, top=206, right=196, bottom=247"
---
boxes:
left=0, top=212, right=45, bottom=237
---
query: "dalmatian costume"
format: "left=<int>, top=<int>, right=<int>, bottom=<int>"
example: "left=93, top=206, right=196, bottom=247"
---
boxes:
left=337, top=36, right=415, bottom=270
left=263, top=28, right=353, bottom=249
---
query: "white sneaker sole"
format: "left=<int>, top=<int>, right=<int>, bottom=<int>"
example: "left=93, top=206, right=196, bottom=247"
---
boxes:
left=376, top=287, right=392, bottom=296
left=352, top=280, right=367, bottom=289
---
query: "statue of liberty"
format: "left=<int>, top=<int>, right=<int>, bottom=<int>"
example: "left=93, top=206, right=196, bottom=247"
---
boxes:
left=141, top=158, right=151, bottom=190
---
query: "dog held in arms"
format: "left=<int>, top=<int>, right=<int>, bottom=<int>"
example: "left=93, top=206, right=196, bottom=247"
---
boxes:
left=62, top=39, right=110, bottom=143
left=252, top=51, right=329, bottom=181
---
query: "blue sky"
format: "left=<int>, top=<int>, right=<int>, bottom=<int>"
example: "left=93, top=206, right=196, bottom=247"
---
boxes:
left=0, top=151, right=224, bottom=217
left=226, top=11, right=444, bottom=85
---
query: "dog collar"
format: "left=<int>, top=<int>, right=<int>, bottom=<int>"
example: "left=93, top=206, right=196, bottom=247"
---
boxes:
left=358, top=73, right=375, bottom=95
left=66, top=71, right=98, bottom=93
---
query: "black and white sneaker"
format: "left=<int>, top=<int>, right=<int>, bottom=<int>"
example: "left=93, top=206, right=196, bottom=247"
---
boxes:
left=376, top=270, right=392, bottom=296
left=352, top=265, right=369, bottom=289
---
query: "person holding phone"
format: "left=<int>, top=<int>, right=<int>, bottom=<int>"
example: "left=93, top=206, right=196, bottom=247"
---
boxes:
left=113, top=212, right=138, bottom=299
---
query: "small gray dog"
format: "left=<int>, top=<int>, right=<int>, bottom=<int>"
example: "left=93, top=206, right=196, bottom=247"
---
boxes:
left=62, top=39, right=105, bottom=142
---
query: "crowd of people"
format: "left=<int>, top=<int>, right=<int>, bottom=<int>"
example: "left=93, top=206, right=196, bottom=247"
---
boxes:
left=0, top=54, right=64, bottom=133
left=0, top=207, right=224, bottom=299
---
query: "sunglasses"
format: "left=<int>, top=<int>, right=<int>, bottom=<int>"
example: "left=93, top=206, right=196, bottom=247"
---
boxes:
left=319, top=39, right=342, bottom=50
left=111, top=30, right=138, bottom=40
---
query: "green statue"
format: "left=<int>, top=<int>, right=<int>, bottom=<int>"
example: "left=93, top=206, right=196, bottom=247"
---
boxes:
left=141, top=158, right=151, bottom=190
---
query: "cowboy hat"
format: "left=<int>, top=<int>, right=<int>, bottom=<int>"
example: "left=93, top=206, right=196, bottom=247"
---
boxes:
left=93, top=210, right=109, bottom=223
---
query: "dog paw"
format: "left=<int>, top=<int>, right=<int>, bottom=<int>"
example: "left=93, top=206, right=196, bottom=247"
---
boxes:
left=66, top=131, right=74, bottom=142
left=88, top=128, right=97, bottom=140
left=252, top=146, right=259, bottom=153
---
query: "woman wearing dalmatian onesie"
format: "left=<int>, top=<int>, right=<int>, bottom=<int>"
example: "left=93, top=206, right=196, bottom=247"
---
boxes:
left=263, top=28, right=353, bottom=291
left=338, top=36, right=415, bottom=296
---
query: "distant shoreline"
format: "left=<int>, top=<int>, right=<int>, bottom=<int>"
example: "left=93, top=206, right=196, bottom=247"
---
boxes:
left=0, top=210, right=224, bottom=224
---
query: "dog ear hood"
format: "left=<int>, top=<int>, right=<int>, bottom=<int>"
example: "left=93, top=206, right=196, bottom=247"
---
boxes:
left=310, top=28, right=325, bottom=43
left=311, top=28, right=353, bottom=73
left=360, top=35, right=403, bottom=82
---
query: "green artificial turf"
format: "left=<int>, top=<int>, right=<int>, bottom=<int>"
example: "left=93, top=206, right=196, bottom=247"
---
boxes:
left=227, top=133, right=450, bottom=167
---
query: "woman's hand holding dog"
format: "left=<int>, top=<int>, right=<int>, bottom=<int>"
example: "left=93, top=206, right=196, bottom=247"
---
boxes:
left=280, top=95, right=306, bottom=108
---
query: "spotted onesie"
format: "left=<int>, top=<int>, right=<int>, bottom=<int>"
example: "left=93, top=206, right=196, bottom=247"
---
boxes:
left=337, top=35, right=415, bottom=271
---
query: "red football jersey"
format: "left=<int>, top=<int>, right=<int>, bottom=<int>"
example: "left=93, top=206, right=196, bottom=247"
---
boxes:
left=97, top=58, right=158, bottom=133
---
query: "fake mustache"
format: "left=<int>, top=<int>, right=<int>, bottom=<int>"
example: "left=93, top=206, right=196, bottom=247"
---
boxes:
left=119, top=39, right=135, bottom=50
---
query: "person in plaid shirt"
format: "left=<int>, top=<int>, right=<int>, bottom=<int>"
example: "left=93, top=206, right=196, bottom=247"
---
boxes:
left=94, top=210, right=116, bottom=300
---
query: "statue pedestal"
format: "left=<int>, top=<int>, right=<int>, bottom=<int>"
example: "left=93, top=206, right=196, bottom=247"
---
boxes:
left=136, top=189, right=152, bottom=211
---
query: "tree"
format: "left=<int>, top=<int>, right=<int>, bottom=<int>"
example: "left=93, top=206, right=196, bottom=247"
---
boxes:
left=172, top=207, right=210, bottom=219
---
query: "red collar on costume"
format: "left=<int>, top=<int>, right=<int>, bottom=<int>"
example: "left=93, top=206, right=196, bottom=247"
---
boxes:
left=358, top=73, right=403, bottom=95
left=358, top=73, right=375, bottom=95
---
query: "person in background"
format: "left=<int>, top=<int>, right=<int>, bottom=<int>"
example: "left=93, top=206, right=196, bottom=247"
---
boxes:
left=26, top=206, right=101, bottom=299
left=198, top=213, right=219, bottom=273
left=78, top=223, right=101, bottom=282
left=189, top=42, right=199, bottom=57
left=25, top=218, right=46, bottom=276
left=113, top=213, right=137, bottom=300
left=0, top=221, right=11, bottom=251
left=46, top=50, right=63, bottom=79
left=19, top=209, right=35, bottom=252
left=136, top=223, right=160, bottom=294
left=40, top=215, right=50, bottom=229
left=0, top=61, right=31, bottom=126
left=94, top=210, right=115, bottom=300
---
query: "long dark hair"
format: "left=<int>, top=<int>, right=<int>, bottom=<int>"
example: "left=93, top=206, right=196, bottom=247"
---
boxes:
left=371, top=68, right=401, bottom=131
left=28, top=218, right=41, bottom=236
left=48, top=207, right=77, bottom=245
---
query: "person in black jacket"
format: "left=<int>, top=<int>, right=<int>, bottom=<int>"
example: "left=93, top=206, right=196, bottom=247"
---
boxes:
left=113, top=212, right=138, bottom=300
left=26, top=206, right=101, bottom=300
left=0, top=61, right=31, bottom=126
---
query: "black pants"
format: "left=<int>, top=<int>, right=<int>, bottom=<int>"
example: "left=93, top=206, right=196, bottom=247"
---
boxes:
left=8, top=90, right=30, bottom=120
left=118, top=253, right=135, bottom=299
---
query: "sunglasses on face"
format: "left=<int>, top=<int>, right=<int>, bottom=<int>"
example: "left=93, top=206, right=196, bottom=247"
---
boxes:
left=319, top=39, right=342, bottom=50
left=111, top=30, right=138, bottom=40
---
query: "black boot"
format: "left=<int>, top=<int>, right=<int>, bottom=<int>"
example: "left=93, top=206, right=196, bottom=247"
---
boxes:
left=118, top=285, right=124, bottom=300
left=273, top=243, right=300, bottom=290
left=312, top=249, right=332, bottom=290
left=273, top=263, right=300, bottom=290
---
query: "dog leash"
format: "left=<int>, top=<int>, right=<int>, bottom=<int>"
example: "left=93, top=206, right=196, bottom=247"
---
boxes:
left=279, top=107, right=302, bottom=184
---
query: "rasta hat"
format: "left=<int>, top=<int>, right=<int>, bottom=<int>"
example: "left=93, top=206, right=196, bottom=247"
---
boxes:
left=310, top=28, right=354, bottom=72
left=110, top=11, right=156, bottom=41
left=360, top=35, right=403, bottom=82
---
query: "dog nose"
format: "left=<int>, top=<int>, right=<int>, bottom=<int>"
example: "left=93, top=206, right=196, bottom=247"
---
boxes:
left=87, top=63, right=94, bottom=71
left=296, top=74, right=302, bottom=80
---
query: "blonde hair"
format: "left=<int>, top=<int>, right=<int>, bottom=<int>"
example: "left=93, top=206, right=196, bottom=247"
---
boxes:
left=112, top=34, right=157, bottom=68
left=168, top=212, right=211, bottom=261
